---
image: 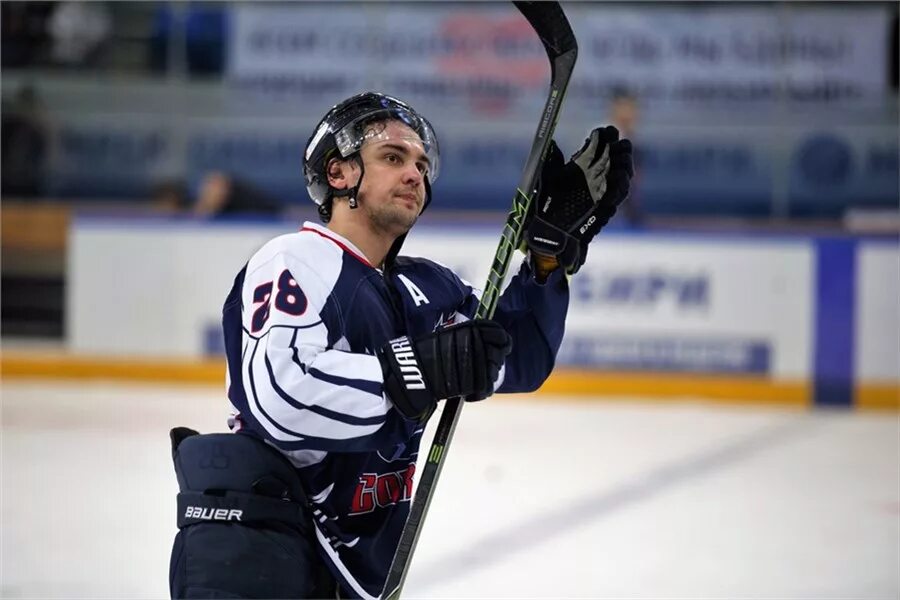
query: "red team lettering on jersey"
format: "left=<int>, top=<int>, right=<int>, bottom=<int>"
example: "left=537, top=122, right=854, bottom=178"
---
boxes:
left=349, top=464, right=416, bottom=515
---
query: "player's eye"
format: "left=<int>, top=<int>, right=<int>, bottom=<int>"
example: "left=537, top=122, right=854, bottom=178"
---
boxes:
left=385, top=153, right=400, bottom=164
left=416, top=162, right=428, bottom=175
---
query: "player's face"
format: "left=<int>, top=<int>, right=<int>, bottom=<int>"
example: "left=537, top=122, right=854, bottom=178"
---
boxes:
left=356, top=120, right=429, bottom=235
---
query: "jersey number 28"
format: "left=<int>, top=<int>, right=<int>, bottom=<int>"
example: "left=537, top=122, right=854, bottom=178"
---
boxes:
left=250, top=269, right=308, bottom=332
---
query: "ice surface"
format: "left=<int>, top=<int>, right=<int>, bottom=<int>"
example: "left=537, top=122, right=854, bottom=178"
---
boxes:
left=2, top=380, right=898, bottom=598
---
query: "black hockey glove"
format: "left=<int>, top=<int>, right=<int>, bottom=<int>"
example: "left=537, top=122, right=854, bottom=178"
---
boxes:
left=524, top=126, right=634, bottom=274
left=377, top=320, right=513, bottom=422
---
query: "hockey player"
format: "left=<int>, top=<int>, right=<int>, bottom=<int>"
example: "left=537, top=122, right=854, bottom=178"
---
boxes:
left=169, top=92, right=632, bottom=599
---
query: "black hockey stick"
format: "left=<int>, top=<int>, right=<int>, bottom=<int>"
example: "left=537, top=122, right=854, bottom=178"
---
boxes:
left=382, top=3, right=577, bottom=598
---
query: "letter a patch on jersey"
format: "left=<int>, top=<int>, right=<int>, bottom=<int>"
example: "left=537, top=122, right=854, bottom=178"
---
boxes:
left=397, top=274, right=430, bottom=307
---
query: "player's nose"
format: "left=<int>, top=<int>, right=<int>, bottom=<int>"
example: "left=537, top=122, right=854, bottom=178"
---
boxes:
left=401, top=161, right=423, bottom=186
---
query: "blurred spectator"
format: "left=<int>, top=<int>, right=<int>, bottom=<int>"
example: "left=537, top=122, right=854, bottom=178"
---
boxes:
left=1, top=2, right=55, bottom=68
left=47, top=1, right=111, bottom=67
left=193, top=172, right=283, bottom=218
left=150, top=180, right=191, bottom=215
left=1, top=86, right=49, bottom=198
left=610, top=87, right=638, bottom=140
left=608, top=87, right=644, bottom=227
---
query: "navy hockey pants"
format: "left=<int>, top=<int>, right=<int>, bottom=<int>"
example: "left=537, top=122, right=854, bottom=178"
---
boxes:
left=168, top=428, right=338, bottom=599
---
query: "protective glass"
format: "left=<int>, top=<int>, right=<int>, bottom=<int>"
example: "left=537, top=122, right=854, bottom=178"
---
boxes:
left=334, top=108, right=441, bottom=182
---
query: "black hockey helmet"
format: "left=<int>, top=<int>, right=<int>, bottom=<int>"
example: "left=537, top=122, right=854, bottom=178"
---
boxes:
left=303, top=92, right=440, bottom=222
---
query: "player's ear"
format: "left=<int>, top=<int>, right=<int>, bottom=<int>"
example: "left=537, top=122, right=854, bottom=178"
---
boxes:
left=326, top=157, right=349, bottom=190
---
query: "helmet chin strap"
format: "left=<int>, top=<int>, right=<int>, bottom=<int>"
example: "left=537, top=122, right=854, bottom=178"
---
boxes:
left=330, top=155, right=365, bottom=210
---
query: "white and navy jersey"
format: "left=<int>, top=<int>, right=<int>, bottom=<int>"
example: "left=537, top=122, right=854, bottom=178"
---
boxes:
left=221, top=221, right=568, bottom=599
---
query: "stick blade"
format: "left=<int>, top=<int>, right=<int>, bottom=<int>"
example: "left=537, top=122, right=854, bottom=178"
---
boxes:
left=513, top=1, right=577, bottom=58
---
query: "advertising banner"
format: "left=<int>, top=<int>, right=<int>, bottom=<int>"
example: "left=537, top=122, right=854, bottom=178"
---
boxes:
left=404, top=228, right=814, bottom=377
left=228, top=3, right=890, bottom=113
left=66, top=220, right=897, bottom=406
left=855, top=241, right=900, bottom=381
left=71, top=221, right=815, bottom=381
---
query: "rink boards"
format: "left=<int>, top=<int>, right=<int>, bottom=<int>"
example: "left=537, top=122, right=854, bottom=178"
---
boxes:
left=6, top=218, right=896, bottom=409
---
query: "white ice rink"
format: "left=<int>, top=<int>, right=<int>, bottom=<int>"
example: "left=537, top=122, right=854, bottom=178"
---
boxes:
left=2, top=379, right=898, bottom=599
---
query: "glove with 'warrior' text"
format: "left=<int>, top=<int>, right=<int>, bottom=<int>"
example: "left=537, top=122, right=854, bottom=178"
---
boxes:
left=524, top=125, right=634, bottom=275
left=377, top=319, right=513, bottom=422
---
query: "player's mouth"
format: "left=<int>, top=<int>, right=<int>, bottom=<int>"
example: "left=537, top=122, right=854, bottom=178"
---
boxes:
left=395, top=193, right=420, bottom=209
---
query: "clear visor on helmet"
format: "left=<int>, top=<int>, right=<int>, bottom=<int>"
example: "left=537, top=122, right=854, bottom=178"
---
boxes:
left=334, top=108, right=440, bottom=182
